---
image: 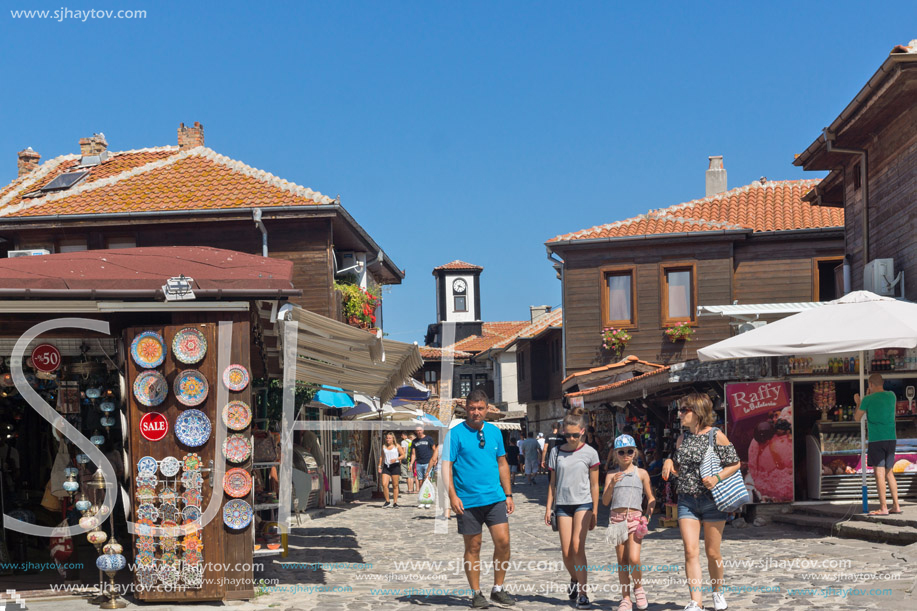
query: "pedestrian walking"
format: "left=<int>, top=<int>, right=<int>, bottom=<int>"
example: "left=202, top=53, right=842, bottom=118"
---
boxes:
left=662, top=392, right=740, bottom=611
left=400, top=431, right=416, bottom=494
left=855, top=372, right=903, bottom=515
left=443, top=389, right=516, bottom=608
left=521, top=432, right=541, bottom=485
left=411, top=425, right=438, bottom=508
left=545, top=408, right=600, bottom=609
left=602, top=434, right=655, bottom=611
left=506, top=437, right=521, bottom=487
left=542, top=422, right=565, bottom=470
left=378, top=432, right=406, bottom=508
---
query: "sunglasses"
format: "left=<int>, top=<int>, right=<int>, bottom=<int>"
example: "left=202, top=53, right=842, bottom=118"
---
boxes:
left=617, top=449, right=635, bottom=456
left=678, top=407, right=692, bottom=414
left=477, top=429, right=486, bottom=448
left=564, top=432, right=582, bottom=439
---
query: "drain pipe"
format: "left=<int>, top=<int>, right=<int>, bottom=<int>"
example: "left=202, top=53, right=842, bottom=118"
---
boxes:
left=253, top=208, right=268, bottom=257
left=547, top=248, right=566, bottom=378
left=823, top=129, right=868, bottom=263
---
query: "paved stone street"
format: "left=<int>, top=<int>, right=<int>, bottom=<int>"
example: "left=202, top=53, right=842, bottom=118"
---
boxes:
left=20, top=481, right=917, bottom=610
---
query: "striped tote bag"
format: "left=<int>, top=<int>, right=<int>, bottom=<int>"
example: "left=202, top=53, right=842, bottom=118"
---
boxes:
left=699, top=428, right=750, bottom=513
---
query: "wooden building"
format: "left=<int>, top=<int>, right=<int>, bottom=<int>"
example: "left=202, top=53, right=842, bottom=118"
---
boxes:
left=546, top=159, right=845, bottom=375
left=795, top=41, right=917, bottom=297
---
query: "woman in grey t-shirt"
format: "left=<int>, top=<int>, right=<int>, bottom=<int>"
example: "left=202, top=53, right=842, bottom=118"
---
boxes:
left=546, top=407, right=600, bottom=610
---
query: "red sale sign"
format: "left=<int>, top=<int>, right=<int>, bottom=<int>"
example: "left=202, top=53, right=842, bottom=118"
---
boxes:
left=31, top=343, right=61, bottom=372
left=139, top=412, right=169, bottom=442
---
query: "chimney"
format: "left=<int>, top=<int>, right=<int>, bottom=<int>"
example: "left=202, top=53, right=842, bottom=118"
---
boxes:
left=17, top=148, right=41, bottom=177
left=178, top=122, right=204, bottom=150
left=705, top=155, right=727, bottom=197
left=79, top=133, right=108, bottom=157
left=530, top=305, right=552, bottom=323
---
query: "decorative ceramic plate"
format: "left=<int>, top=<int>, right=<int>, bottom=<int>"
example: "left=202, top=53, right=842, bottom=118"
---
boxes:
left=135, top=486, right=156, bottom=502
left=182, top=549, right=203, bottom=566
left=222, top=499, right=253, bottom=530
left=136, top=503, right=159, bottom=522
left=223, top=468, right=252, bottom=498
left=182, top=533, right=203, bottom=552
left=131, top=331, right=166, bottom=369
left=133, top=370, right=168, bottom=407
left=222, top=401, right=252, bottom=431
left=182, top=453, right=201, bottom=471
left=223, top=434, right=252, bottom=463
left=174, top=370, right=209, bottom=407
left=136, top=519, right=155, bottom=537
left=160, top=520, right=180, bottom=538
left=136, top=473, right=158, bottom=489
left=222, top=364, right=250, bottom=392
left=181, top=470, right=204, bottom=490
left=160, top=456, right=181, bottom=477
left=160, top=550, right=179, bottom=567
left=182, top=565, right=204, bottom=586
left=182, top=505, right=202, bottom=523
left=136, top=551, right=155, bottom=568
left=100, top=401, right=116, bottom=413
left=172, top=328, right=207, bottom=364
left=160, top=536, right=178, bottom=552
left=159, top=564, right=180, bottom=587
left=181, top=489, right=202, bottom=506
left=160, top=503, right=180, bottom=523
left=160, top=487, right=177, bottom=504
left=137, top=456, right=158, bottom=475
left=137, top=568, right=158, bottom=588
left=175, top=409, right=211, bottom=447
left=135, top=536, right=156, bottom=552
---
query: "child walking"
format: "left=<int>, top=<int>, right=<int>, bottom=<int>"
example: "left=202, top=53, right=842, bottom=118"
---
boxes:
left=602, top=434, right=655, bottom=611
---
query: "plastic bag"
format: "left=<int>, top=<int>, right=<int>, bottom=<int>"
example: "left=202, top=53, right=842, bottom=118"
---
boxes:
left=418, top=478, right=436, bottom=506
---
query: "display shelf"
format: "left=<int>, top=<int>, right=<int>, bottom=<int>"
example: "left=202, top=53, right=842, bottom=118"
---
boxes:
left=790, top=371, right=917, bottom=382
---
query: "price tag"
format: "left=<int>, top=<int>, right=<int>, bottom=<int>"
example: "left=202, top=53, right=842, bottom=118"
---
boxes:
left=31, top=344, right=61, bottom=373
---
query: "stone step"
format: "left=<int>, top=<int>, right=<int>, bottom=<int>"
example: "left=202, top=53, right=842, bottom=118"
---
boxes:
left=791, top=503, right=917, bottom=528
left=773, top=512, right=917, bottom=545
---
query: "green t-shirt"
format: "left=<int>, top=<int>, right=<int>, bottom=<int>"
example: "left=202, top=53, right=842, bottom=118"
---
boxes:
left=861, top=391, right=897, bottom=442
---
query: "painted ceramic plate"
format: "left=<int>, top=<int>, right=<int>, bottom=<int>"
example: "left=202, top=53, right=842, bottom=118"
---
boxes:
left=159, top=564, right=179, bottom=586
left=175, top=409, right=211, bottom=448
left=222, top=401, right=252, bottom=431
left=160, top=503, right=180, bottom=523
left=174, top=370, right=209, bottom=407
left=182, top=453, right=201, bottom=471
left=183, top=549, right=203, bottom=566
left=136, top=473, right=158, bottom=489
left=136, top=551, right=155, bottom=568
left=160, top=520, right=180, bottom=538
left=135, top=536, right=155, bottom=552
left=135, top=486, right=156, bottom=502
left=182, top=533, right=203, bottom=551
left=160, top=551, right=179, bottom=567
left=160, top=487, right=177, bottom=504
left=181, top=489, right=202, bottom=506
left=222, top=364, right=250, bottom=392
left=172, top=328, right=207, bottom=364
left=182, top=565, right=204, bottom=586
left=137, top=568, right=157, bottom=588
left=223, top=434, right=252, bottom=463
left=136, top=503, right=158, bottom=522
left=181, top=470, right=204, bottom=490
left=136, top=519, right=154, bottom=537
left=131, top=331, right=166, bottom=369
left=160, top=456, right=181, bottom=478
left=182, top=505, right=202, bottom=522
left=133, top=370, right=168, bottom=407
left=223, top=468, right=252, bottom=498
left=160, top=536, right=178, bottom=552
left=222, top=499, right=253, bottom=530
left=137, top=456, right=158, bottom=475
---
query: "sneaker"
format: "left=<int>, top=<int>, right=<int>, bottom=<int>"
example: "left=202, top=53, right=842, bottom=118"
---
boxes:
left=568, top=579, right=578, bottom=601
left=382, top=501, right=391, bottom=508
left=712, top=591, right=727, bottom=610
left=683, top=602, right=704, bottom=611
left=617, top=598, right=632, bottom=611
left=576, top=593, right=591, bottom=609
left=489, top=588, right=515, bottom=607
left=633, top=586, right=648, bottom=610
left=392, top=503, right=400, bottom=508
left=471, top=591, right=489, bottom=608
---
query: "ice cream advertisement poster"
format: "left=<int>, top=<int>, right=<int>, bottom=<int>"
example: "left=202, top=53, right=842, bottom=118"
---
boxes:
left=726, top=382, right=794, bottom=503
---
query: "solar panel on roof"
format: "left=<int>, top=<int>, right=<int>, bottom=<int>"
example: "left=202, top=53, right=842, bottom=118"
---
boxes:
left=40, top=170, right=89, bottom=192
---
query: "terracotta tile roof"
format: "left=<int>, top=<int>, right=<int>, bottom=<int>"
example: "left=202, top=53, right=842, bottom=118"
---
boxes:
left=419, top=346, right=473, bottom=360
left=452, top=321, right=530, bottom=353
left=566, top=366, right=671, bottom=398
left=432, top=260, right=483, bottom=272
left=0, top=146, right=334, bottom=218
left=561, top=355, right=666, bottom=386
left=548, top=179, right=844, bottom=243
left=487, top=308, right=563, bottom=352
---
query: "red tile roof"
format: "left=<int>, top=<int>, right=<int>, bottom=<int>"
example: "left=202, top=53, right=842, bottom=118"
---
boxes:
left=0, top=146, right=334, bottom=218
left=452, top=321, right=530, bottom=353
left=485, top=308, right=563, bottom=352
left=419, top=346, right=473, bottom=360
left=432, top=260, right=483, bottom=272
left=566, top=366, right=671, bottom=398
left=561, top=355, right=665, bottom=386
left=548, top=179, right=844, bottom=243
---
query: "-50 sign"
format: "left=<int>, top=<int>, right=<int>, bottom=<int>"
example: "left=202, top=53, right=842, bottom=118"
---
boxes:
left=31, top=343, right=61, bottom=372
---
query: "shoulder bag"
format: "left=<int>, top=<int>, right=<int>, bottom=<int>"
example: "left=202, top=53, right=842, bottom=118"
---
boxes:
left=699, top=428, right=750, bottom=513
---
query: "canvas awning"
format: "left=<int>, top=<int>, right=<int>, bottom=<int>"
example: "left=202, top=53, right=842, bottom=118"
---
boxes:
left=282, top=306, right=423, bottom=403
left=697, top=302, right=826, bottom=321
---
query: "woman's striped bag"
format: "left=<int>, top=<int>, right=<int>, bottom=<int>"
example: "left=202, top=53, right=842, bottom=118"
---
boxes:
left=699, top=428, right=750, bottom=513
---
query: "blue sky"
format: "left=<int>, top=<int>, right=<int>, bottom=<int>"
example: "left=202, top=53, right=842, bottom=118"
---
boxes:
left=2, top=2, right=915, bottom=343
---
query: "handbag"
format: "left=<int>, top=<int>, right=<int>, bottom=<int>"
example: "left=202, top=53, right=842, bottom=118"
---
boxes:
left=604, top=509, right=630, bottom=546
left=550, top=507, right=558, bottom=532
left=699, top=428, right=750, bottom=513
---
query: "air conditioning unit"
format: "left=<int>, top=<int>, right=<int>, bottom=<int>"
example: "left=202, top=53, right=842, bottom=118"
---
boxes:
left=737, top=321, right=767, bottom=334
left=335, top=251, right=367, bottom=288
left=8, top=249, right=50, bottom=258
left=864, top=258, right=898, bottom=296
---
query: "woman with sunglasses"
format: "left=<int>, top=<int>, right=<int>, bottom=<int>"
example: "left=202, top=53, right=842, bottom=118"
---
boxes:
left=545, top=407, right=600, bottom=609
left=601, top=434, right=654, bottom=611
left=662, top=393, right=740, bottom=611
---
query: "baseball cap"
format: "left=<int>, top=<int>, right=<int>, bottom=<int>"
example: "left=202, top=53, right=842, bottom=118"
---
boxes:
left=614, top=434, right=636, bottom=449
left=537, top=432, right=544, bottom=438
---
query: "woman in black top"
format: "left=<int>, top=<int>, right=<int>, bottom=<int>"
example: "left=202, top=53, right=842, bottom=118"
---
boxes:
left=506, top=437, right=521, bottom=487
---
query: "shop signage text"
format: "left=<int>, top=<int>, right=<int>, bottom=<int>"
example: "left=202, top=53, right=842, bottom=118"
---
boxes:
left=139, top=412, right=169, bottom=441
left=31, top=343, right=61, bottom=372
left=726, top=382, right=791, bottom=422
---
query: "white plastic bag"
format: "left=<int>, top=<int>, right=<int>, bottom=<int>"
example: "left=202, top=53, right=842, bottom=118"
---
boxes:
left=418, top=478, right=436, bottom=506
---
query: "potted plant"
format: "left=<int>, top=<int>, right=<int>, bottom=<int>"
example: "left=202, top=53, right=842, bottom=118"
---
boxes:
left=601, top=326, right=632, bottom=358
left=335, top=281, right=381, bottom=329
left=664, top=322, right=694, bottom=342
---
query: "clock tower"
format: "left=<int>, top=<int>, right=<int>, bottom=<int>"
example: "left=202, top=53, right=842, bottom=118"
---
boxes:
left=425, top=260, right=484, bottom=346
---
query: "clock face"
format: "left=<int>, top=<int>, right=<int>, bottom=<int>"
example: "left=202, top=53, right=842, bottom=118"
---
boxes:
left=452, top=279, right=467, bottom=293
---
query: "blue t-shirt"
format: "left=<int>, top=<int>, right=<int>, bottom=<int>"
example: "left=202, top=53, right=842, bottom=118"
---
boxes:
left=447, top=422, right=506, bottom=509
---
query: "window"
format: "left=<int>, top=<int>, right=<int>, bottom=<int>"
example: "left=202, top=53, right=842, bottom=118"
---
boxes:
left=601, top=267, right=635, bottom=326
left=424, top=369, right=438, bottom=383
left=853, top=162, right=862, bottom=191
left=815, top=257, right=844, bottom=301
left=107, top=237, right=136, bottom=249
left=459, top=374, right=473, bottom=397
left=58, top=239, right=88, bottom=253
left=474, top=374, right=488, bottom=389
left=454, top=295, right=467, bottom=312
left=662, top=264, right=696, bottom=323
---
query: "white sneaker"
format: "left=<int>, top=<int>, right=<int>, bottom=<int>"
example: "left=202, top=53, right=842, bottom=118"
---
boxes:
left=683, top=602, right=704, bottom=611
left=713, top=591, right=727, bottom=610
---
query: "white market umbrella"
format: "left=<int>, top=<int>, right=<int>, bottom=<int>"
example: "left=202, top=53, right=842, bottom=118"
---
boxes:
left=698, top=290, right=917, bottom=512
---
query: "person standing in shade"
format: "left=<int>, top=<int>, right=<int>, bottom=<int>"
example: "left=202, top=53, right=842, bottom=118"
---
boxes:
left=855, top=373, right=902, bottom=515
left=521, top=432, right=541, bottom=485
left=443, top=389, right=516, bottom=608
left=411, top=425, right=438, bottom=507
left=400, top=431, right=416, bottom=494
left=542, top=422, right=565, bottom=470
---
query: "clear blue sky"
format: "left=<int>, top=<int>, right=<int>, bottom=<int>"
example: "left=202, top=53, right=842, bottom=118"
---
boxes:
left=2, top=2, right=915, bottom=343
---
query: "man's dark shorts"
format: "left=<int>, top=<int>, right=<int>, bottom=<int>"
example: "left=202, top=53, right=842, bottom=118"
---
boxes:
left=456, top=500, right=508, bottom=535
left=867, top=440, right=897, bottom=469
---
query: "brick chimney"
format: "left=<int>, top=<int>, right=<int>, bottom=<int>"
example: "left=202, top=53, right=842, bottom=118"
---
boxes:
left=705, top=155, right=727, bottom=197
left=79, top=133, right=108, bottom=157
left=17, top=148, right=41, bottom=177
left=178, top=122, right=204, bottom=150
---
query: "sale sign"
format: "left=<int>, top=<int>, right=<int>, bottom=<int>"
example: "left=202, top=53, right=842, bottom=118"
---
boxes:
left=31, top=343, right=61, bottom=373
left=139, top=412, right=169, bottom=442
left=726, top=381, right=791, bottom=423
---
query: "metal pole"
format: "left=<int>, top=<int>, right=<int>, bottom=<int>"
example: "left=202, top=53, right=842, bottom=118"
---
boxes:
left=860, top=350, right=868, bottom=514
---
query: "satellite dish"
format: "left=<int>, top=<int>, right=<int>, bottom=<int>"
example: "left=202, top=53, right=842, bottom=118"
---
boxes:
left=737, top=323, right=757, bottom=334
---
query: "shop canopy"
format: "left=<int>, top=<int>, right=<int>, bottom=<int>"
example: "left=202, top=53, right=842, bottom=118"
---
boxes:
left=283, top=306, right=423, bottom=404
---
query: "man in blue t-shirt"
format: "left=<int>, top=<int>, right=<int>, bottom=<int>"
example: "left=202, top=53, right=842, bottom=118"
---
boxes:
left=443, top=390, right=516, bottom=609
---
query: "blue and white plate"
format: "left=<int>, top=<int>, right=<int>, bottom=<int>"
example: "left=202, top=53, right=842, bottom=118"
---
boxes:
left=160, top=456, right=181, bottom=477
left=137, top=456, right=158, bottom=475
left=175, top=409, right=211, bottom=448
left=222, top=499, right=253, bottom=530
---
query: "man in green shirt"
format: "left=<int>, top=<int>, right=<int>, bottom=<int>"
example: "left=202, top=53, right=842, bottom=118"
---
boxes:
left=855, top=373, right=902, bottom=515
